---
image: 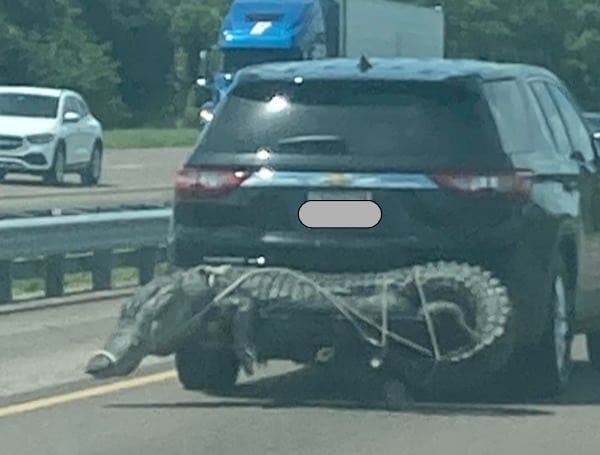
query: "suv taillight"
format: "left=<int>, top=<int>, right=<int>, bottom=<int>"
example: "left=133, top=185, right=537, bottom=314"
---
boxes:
left=175, top=166, right=250, bottom=198
left=431, top=170, right=534, bottom=196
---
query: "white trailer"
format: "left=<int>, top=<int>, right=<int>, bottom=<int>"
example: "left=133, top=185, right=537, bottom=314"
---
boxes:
left=337, top=0, right=445, bottom=58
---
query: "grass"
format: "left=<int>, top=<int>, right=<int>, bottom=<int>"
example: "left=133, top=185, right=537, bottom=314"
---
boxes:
left=104, top=128, right=199, bottom=149
left=12, top=263, right=170, bottom=300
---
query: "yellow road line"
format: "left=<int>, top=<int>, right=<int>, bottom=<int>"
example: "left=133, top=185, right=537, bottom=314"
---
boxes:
left=0, top=370, right=177, bottom=418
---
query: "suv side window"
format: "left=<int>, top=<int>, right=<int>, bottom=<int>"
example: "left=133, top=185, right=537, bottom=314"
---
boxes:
left=483, top=79, right=532, bottom=153
left=529, top=81, right=572, bottom=157
left=64, top=97, right=80, bottom=115
left=547, top=83, right=596, bottom=161
left=522, top=84, right=557, bottom=153
left=61, top=97, right=71, bottom=114
left=76, top=98, right=89, bottom=117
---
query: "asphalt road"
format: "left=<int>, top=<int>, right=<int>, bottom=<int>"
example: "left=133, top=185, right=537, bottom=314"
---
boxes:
left=0, top=147, right=191, bottom=213
left=2, top=297, right=600, bottom=454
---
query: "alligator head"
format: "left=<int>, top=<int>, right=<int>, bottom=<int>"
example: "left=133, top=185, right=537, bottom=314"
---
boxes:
left=85, top=266, right=231, bottom=379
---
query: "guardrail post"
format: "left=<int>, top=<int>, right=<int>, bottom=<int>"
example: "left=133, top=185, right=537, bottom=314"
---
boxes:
left=92, top=250, right=113, bottom=291
left=138, top=246, right=158, bottom=285
left=45, top=255, right=65, bottom=298
left=0, top=261, right=12, bottom=304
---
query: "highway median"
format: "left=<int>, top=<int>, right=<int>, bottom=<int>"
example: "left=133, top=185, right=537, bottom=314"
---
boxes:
left=104, top=128, right=199, bottom=150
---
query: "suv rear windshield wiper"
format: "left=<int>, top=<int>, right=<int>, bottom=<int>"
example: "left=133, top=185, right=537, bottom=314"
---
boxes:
left=277, top=135, right=347, bottom=155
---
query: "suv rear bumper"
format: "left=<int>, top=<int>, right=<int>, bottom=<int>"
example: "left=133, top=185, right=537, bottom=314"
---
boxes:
left=170, top=225, right=520, bottom=272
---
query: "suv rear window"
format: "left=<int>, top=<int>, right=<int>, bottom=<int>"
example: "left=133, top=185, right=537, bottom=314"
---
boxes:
left=194, top=78, right=501, bottom=160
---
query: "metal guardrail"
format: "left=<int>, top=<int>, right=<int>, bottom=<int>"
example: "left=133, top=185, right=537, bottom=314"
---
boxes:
left=0, top=208, right=172, bottom=303
left=0, top=202, right=171, bottom=221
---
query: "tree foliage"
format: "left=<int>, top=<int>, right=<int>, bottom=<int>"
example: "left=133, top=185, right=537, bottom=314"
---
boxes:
left=1, top=0, right=599, bottom=128
left=412, top=0, right=600, bottom=109
left=0, top=0, right=124, bottom=124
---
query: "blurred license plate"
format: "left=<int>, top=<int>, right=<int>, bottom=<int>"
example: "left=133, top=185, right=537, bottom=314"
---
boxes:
left=307, top=190, right=372, bottom=200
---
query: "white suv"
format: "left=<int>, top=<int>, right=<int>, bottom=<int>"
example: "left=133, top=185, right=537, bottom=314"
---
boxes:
left=0, top=86, right=104, bottom=186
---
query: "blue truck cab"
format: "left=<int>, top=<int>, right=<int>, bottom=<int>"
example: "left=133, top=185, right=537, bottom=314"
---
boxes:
left=196, top=0, right=340, bottom=123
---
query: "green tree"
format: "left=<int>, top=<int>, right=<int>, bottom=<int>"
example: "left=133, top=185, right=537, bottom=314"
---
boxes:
left=0, top=10, right=29, bottom=83
left=0, top=0, right=125, bottom=126
left=4, top=0, right=600, bottom=125
left=167, top=0, right=222, bottom=125
left=411, top=0, right=600, bottom=109
left=563, top=0, right=600, bottom=109
left=80, top=0, right=176, bottom=126
left=79, top=0, right=227, bottom=126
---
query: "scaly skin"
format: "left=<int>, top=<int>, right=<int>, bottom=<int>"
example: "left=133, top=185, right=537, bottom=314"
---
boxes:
left=85, top=266, right=221, bottom=378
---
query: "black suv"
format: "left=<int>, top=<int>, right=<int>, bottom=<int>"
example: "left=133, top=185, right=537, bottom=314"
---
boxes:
left=170, top=57, right=600, bottom=395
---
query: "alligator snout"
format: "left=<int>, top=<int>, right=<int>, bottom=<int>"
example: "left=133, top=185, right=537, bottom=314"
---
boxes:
left=85, top=328, right=147, bottom=379
left=85, top=351, right=117, bottom=378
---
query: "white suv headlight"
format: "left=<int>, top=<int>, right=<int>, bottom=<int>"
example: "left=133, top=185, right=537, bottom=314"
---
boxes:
left=27, top=134, right=55, bottom=144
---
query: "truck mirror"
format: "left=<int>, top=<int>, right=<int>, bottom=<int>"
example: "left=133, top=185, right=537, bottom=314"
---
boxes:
left=197, top=48, right=212, bottom=82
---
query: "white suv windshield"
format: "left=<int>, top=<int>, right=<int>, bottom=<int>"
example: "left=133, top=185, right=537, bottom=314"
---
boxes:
left=0, top=93, right=59, bottom=118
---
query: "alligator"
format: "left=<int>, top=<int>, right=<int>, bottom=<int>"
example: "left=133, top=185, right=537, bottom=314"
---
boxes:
left=85, top=262, right=514, bottom=396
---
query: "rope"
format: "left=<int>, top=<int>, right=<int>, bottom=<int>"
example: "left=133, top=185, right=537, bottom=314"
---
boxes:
left=158, top=264, right=505, bottom=390
left=411, top=267, right=441, bottom=388
left=179, top=267, right=436, bottom=358
left=413, top=267, right=441, bottom=361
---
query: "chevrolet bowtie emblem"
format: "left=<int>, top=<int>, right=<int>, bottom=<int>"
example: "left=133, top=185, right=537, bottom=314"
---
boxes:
left=325, top=173, right=351, bottom=187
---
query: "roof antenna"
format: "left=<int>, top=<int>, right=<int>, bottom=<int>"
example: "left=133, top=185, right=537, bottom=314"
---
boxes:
left=358, top=54, right=372, bottom=73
